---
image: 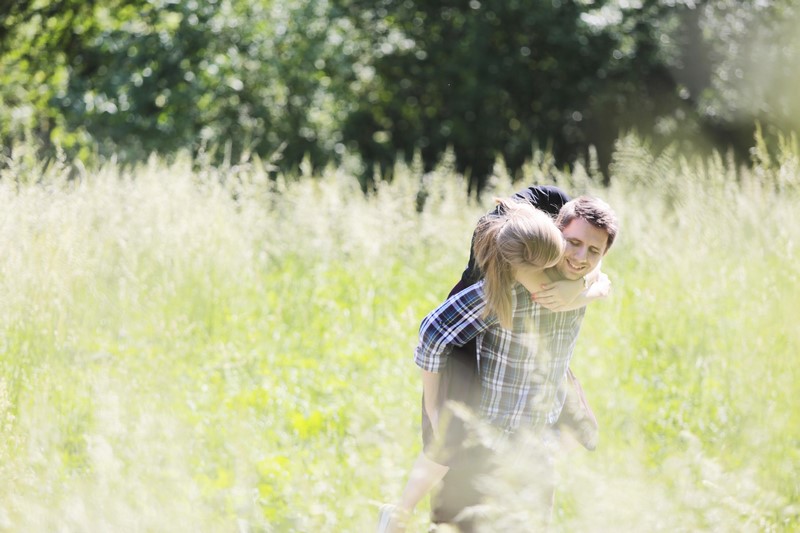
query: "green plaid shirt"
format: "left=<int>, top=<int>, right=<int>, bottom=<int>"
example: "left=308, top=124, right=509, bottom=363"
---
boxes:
left=414, top=280, right=585, bottom=431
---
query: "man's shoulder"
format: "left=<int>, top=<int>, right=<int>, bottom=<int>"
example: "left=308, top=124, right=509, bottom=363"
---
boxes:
left=424, top=280, right=492, bottom=332
left=448, top=279, right=486, bottom=305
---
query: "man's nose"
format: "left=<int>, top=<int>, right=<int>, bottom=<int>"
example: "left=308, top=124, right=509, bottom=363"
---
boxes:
left=573, top=246, right=588, bottom=261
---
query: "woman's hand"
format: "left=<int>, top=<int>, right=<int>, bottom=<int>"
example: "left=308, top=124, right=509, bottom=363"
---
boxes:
left=533, top=272, right=611, bottom=311
left=532, top=278, right=585, bottom=311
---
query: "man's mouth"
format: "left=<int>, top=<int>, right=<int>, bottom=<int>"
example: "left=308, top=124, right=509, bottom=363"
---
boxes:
left=566, top=258, right=585, bottom=272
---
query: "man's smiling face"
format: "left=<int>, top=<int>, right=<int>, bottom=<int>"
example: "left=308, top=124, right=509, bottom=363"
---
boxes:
left=555, top=218, right=608, bottom=280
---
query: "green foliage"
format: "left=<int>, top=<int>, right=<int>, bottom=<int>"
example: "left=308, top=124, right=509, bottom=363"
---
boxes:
left=701, top=1, right=800, bottom=132
left=0, top=136, right=798, bottom=530
left=0, top=0, right=354, bottom=172
left=3, top=0, right=800, bottom=194
left=331, top=0, right=800, bottom=191
left=0, top=148, right=475, bottom=530
left=334, top=0, right=626, bottom=191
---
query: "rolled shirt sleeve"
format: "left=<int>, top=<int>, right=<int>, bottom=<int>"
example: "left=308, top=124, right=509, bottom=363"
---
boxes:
left=414, top=281, right=494, bottom=373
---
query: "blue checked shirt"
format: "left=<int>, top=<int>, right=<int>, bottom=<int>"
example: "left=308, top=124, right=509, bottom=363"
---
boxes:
left=414, top=280, right=586, bottom=431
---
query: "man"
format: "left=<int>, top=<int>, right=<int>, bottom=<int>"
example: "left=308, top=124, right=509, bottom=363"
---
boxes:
left=419, top=186, right=607, bottom=469
left=449, top=185, right=610, bottom=306
left=423, top=185, right=607, bottom=457
left=416, top=195, right=619, bottom=531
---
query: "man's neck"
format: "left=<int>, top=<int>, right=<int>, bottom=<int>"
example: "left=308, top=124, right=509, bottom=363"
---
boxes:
left=544, top=266, right=566, bottom=282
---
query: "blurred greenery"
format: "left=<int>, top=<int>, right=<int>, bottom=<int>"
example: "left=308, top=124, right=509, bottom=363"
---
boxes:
left=0, top=133, right=797, bottom=531
left=1, top=0, right=800, bottom=192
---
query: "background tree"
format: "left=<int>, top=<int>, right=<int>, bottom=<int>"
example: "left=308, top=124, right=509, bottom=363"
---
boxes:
left=1, top=0, right=354, bottom=172
left=2, top=0, right=798, bottom=191
left=334, top=0, right=800, bottom=191
left=698, top=0, right=800, bottom=150
left=335, top=0, right=624, bottom=192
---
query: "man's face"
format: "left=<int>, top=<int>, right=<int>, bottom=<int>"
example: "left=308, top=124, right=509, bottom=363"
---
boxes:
left=555, top=218, right=608, bottom=280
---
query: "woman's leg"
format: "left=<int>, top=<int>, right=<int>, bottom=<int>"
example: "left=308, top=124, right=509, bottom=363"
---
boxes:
left=396, top=452, right=450, bottom=513
left=377, top=454, right=448, bottom=533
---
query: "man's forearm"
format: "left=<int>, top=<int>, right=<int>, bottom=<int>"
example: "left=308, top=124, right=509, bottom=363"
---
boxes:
left=584, top=271, right=611, bottom=299
left=421, top=369, right=441, bottom=423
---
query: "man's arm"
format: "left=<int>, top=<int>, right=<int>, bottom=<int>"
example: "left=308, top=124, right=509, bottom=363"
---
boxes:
left=414, top=283, right=493, bottom=430
left=421, top=370, right=442, bottom=434
left=415, top=283, right=491, bottom=371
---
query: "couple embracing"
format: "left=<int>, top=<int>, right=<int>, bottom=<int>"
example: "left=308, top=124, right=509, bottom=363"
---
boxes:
left=379, top=185, right=619, bottom=532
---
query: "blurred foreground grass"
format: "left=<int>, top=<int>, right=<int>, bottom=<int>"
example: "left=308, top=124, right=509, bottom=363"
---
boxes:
left=0, top=139, right=798, bottom=531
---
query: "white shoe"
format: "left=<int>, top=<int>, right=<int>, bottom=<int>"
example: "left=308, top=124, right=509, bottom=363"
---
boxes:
left=376, top=504, right=407, bottom=533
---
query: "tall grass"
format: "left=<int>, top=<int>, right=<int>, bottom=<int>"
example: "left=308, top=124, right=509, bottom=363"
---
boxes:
left=0, top=137, right=798, bottom=532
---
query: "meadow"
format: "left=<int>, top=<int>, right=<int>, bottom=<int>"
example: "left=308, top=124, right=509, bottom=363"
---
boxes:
left=0, top=136, right=798, bottom=532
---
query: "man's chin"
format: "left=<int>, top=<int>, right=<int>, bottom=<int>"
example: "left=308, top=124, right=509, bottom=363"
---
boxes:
left=557, top=266, right=584, bottom=280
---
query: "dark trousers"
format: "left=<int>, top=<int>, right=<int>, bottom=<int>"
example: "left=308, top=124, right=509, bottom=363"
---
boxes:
left=430, top=431, right=557, bottom=532
left=422, top=338, right=559, bottom=531
left=430, top=443, right=493, bottom=532
left=421, top=339, right=481, bottom=465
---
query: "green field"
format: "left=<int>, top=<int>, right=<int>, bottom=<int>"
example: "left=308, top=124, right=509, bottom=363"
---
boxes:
left=1, top=138, right=798, bottom=532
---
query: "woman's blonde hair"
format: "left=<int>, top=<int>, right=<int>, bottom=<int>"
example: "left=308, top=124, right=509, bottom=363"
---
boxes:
left=473, top=198, right=564, bottom=328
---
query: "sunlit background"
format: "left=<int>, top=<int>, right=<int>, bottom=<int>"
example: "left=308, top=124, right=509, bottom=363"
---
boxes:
left=1, top=1, right=799, bottom=531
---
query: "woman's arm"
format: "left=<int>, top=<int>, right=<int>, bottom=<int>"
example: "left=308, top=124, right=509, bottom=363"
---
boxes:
left=533, top=266, right=611, bottom=312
